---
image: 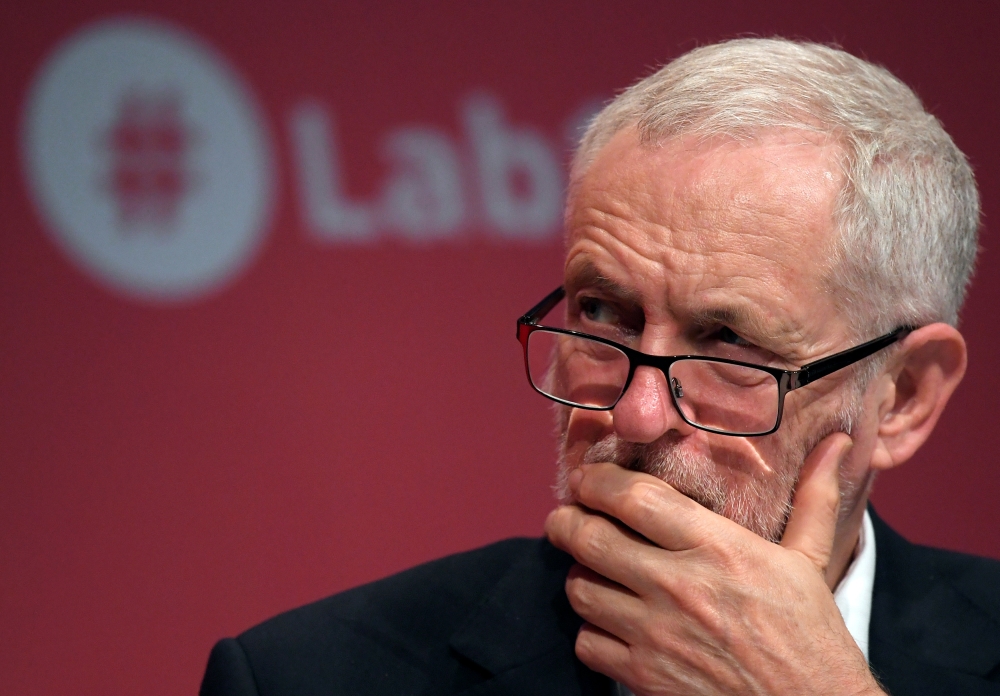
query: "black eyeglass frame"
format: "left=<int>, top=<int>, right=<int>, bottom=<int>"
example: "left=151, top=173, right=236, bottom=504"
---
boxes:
left=516, top=286, right=914, bottom=437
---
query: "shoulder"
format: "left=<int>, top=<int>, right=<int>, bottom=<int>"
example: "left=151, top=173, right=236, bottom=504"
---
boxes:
left=200, top=537, right=555, bottom=696
left=869, top=509, right=1000, bottom=694
left=243, top=536, right=540, bottom=652
left=871, top=509, right=1000, bottom=626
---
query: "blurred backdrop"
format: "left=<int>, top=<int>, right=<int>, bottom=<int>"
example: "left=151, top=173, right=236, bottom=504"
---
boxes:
left=2, top=2, right=999, bottom=694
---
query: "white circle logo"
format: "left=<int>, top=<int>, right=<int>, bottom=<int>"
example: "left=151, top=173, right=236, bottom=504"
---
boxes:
left=21, top=18, right=274, bottom=302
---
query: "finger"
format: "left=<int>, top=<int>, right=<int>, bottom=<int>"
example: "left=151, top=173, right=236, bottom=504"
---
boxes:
left=545, top=504, right=663, bottom=594
left=780, top=432, right=852, bottom=575
left=569, top=462, right=711, bottom=551
left=574, top=622, right=633, bottom=687
left=564, top=563, right=646, bottom=645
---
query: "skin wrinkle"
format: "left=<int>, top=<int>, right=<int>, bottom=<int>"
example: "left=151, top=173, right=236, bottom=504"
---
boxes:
left=564, top=259, right=647, bottom=316
left=569, top=226, right=679, bottom=290
left=556, top=128, right=867, bottom=544
left=543, top=43, right=976, bottom=694
left=566, top=155, right=842, bottom=364
left=565, top=243, right=819, bottom=363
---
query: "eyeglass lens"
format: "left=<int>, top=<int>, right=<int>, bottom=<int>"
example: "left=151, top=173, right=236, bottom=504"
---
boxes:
left=526, top=329, right=781, bottom=436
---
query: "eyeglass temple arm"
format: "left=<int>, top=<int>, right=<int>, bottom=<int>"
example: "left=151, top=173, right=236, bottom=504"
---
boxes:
left=519, top=286, right=566, bottom=325
left=794, top=326, right=914, bottom=388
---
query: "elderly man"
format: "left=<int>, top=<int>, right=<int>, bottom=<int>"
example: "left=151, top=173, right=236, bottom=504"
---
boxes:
left=201, top=39, right=999, bottom=696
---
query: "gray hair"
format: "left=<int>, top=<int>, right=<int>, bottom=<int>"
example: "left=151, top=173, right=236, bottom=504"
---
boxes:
left=571, top=38, right=980, bottom=345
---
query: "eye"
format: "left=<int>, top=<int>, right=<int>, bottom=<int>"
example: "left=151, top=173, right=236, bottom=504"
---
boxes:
left=716, top=326, right=753, bottom=347
left=579, top=296, right=620, bottom=325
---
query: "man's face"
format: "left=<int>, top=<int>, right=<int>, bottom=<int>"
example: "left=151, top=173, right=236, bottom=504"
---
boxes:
left=558, top=128, right=876, bottom=542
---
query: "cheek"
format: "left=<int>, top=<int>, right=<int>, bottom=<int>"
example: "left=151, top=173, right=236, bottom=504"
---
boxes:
left=746, top=435, right=791, bottom=477
left=710, top=436, right=773, bottom=476
left=779, top=378, right=849, bottom=435
left=752, top=383, right=853, bottom=474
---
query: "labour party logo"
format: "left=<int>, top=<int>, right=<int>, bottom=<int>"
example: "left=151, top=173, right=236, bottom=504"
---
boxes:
left=21, top=18, right=274, bottom=302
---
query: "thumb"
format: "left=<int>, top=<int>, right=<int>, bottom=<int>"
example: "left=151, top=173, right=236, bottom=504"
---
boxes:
left=780, top=432, right=853, bottom=578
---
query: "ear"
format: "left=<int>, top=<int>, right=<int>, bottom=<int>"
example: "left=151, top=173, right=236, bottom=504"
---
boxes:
left=870, top=323, right=967, bottom=471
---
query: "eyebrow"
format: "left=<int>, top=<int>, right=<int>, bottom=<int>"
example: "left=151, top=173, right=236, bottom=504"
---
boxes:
left=566, top=260, right=801, bottom=356
left=689, top=305, right=776, bottom=344
left=564, top=261, right=643, bottom=306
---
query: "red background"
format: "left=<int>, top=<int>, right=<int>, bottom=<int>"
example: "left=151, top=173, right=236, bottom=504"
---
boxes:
left=2, top=2, right=999, bottom=694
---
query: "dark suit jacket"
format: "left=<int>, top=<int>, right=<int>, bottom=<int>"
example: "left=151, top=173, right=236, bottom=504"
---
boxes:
left=201, top=509, right=1000, bottom=695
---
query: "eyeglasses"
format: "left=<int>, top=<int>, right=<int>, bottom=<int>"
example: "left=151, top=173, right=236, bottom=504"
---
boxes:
left=516, top=286, right=912, bottom=437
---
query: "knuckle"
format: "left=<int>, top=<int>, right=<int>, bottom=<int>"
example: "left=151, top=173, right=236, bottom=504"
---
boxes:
left=574, top=630, right=598, bottom=665
left=565, top=573, right=593, bottom=611
left=545, top=507, right=572, bottom=541
left=572, top=517, right=608, bottom=563
left=672, top=574, right=715, bottom=610
left=621, top=480, right=661, bottom=524
left=543, top=508, right=560, bottom=534
left=659, top=574, right=727, bottom=635
left=628, top=654, right=659, bottom=694
left=703, top=536, right=755, bottom=579
left=650, top=569, right=674, bottom=597
left=718, top=540, right=750, bottom=572
left=576, top=470, right=598, bottom=502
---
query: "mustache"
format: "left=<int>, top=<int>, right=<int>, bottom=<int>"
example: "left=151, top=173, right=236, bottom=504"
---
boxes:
left=580, top=433, right=733, bottom=514
left=552, top=398, right=861, bottom=543
left=558, top=430, right=800, bottom=543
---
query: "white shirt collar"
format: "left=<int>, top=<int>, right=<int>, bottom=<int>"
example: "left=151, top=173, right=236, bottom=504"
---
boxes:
left=615, top=510, right=877, bottom=695
left=833, top=508, right=877, bottom=661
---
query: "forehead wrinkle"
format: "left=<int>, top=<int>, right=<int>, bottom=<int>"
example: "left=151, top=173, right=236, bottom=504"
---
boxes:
left=650, top=139, right=842, bottom=262
left=565, top=129, right=851, bottom=362
left=668, top=179, right=827, bottom=266
left=655, top=195, right=826, bottom=351
left=565, top=230, right=827, bottom=363
left=563, top=257, right=643, bottom=305
left=567, top=206, right=685, bottom=285
left=569, top=207, right=812, bottom=317
left=571, top=202, right=675, bottom=259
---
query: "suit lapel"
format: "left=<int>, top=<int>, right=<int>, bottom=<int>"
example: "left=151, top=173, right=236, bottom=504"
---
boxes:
left=868, top=507, right=1000, bottom=694
left=446, top=538, right=611, bottom=696
left=869, top=635, right=1000, bottom=695
left=440, top=510, right=1000, bottom=695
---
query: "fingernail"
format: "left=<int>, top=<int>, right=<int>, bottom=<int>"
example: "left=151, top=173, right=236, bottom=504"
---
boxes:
left=567, top=467, right=583, bottom=493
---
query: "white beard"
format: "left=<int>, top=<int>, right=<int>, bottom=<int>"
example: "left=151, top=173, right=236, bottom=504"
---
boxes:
left=553, top=403, right=861, bottom=543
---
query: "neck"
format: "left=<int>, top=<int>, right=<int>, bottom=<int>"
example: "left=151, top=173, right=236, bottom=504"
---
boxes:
left=824, top=480, right=873, bottom=590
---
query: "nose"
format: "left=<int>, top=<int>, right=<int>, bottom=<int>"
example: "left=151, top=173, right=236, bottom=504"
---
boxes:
left=613, top=365, right=697, bottom=443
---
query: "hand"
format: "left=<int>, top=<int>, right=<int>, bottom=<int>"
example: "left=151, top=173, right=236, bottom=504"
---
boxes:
left=544, top=433, right=885, bottom=696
